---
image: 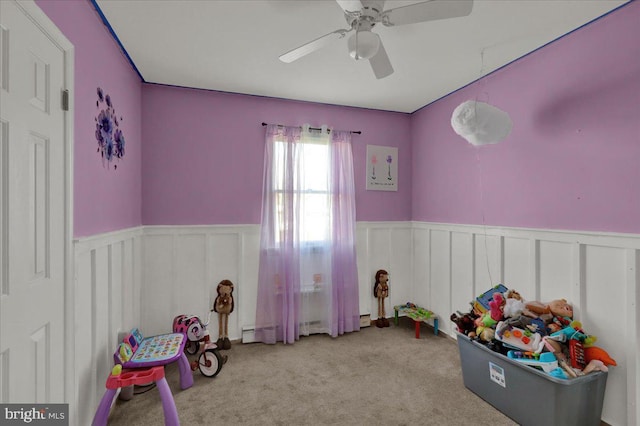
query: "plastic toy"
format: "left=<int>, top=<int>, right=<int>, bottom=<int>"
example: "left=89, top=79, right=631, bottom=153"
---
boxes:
left=541, top=335, right=579, bottom=378
left=550, top=321, right=587, bottom=342
left=569, top=339, right=586, bottom=369
left=114, top=328, right=194, bottom=389
left=93, top=365, right=179, bottom=426
left=495, top=320, right=542, bottom=352
left=473, top=284, right=508, bottom=314
left=507, top=350, right=560, bottom=374
left=173, top=311, right=225, bottom=377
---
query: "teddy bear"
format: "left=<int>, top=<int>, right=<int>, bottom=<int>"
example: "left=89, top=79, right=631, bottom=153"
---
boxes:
left=525, top=298, right=573, bottom=333
left=213, top=279, right=234, bottom=350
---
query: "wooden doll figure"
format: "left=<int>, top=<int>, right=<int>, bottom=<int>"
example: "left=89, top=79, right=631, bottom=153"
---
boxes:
left=374, top=270, right=390, bottom=328
left=214, top=279, right=235, bottom=350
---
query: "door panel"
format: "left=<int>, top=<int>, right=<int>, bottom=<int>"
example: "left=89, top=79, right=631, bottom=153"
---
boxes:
left=0, top=0, right=66, bottom=403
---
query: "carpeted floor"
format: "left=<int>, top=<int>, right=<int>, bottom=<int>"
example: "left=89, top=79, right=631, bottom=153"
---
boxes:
left=105, top=318, right=518, bottom=425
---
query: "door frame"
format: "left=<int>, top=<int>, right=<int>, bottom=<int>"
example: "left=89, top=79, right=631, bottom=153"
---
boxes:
left=11, top=0, right=75, bottom=414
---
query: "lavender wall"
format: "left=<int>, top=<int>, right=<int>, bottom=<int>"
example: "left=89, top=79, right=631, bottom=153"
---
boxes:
left=37, top=0, right=143, bottom=238
left=36, top=0, right=639, bottom=235
left=142, top=85, right=411, bottom=225
left=411, top=1, right=640, bottom=234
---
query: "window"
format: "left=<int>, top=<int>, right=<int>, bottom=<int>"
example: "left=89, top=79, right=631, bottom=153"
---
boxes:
left=256, top=124, right=360, bottom=343
left=272, top=131, right=331, bottom=244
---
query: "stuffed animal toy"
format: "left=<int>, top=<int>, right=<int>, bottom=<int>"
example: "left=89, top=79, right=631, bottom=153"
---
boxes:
left=525, top=298, right=573, bottom=319
left=525, top=298, right=574, bottom=333
left=584, top=346, right=617, bottom=366
left=503, top=289, right=537, bottom=318
left=583, top=359, right=608, bottom=374
left=476, top=325, right=495, bottom=342
left=488, top=292, right=505, bottom=322
left=213, top=279, right=234, bottom=350
left=503, top=315, right=547, bottom=336
left=373, top=270, right=389, bottom=328
left=450, top=311, right=477, bottom=336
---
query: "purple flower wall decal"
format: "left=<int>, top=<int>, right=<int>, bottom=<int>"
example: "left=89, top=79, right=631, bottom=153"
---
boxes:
left=94, top=87, right=125, bottom=169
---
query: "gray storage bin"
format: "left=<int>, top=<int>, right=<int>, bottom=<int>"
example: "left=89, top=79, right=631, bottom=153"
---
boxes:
left=457, top=333, right=607, bottom=426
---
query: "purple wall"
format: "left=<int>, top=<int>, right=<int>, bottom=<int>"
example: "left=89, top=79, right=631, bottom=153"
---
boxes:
left=37, top=0, right=143, bottom=238
left=411, top=1, right=640, bottom=234
left=142, top=85, right=411, bottom=225
left=37, top=0, right=639, bottom=235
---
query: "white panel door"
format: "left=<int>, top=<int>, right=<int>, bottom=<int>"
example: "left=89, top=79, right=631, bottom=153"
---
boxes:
left=0, top=0, right=67, bottom=402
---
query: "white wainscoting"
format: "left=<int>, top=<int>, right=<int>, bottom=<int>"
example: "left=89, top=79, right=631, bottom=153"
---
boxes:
left=357, top=222, right=414, bottom=318
left=141, top=225, right=261, bottom=340
left=413, top=221, right=639, bottom=426
left=72, top=227, right=143, bottom=426
left=140, top=223, right=413, bottom=341
left=72, top=222, right=638, bottom=426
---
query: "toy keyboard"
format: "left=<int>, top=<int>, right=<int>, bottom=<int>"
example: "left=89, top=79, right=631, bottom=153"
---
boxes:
left=114, top=328, right=186, bottom=369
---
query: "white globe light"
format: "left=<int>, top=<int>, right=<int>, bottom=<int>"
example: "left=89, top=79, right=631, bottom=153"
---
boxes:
left=347, top=31, right=380, bottom=60
left=451, top=101, right=513, bottom=146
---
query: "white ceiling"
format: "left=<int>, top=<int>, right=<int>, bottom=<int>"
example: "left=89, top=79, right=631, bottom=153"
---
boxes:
left=94, top=0, right=628, bottom=113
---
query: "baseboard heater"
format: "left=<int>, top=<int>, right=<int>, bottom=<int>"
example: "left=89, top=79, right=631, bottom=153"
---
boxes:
left=242, top=325, right=258, bottom=344
left=242, top=315, right=371, bottom=344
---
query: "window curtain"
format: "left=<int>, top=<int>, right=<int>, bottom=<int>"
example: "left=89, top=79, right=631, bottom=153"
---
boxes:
left=254, top=124, right=360, bottom=344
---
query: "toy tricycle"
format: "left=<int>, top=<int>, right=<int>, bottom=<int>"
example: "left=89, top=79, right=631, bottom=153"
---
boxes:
left=172, top=310, right=226, bottom=378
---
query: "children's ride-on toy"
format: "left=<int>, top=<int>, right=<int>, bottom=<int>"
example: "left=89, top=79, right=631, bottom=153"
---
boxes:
left=173, top=310, right=226, bottom=378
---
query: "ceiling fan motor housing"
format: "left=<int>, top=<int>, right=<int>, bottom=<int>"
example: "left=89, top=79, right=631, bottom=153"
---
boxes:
left=345, top=0, right=384, bottom=60
left=344, top=0, right=384, bottom=29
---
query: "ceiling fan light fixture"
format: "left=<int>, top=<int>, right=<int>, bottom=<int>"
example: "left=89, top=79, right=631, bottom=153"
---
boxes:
left=347, top=30, right=380, bottom=60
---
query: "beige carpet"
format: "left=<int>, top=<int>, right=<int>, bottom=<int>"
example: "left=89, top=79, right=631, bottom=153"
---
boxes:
left=105, top=318, right=518, bottom=425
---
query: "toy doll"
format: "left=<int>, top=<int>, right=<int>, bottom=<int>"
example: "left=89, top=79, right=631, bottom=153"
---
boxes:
left=214, top=279, right=235, bottom=350
left=373, top=270, right=389, bottom=328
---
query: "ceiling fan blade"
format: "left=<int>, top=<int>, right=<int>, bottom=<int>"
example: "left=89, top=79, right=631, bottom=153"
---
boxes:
left=335, top=0, right=364, bottom=13
left=381, top=0, right=473, bottom=27
left=369, top=40, right=393, bottom=79
left=279, top=29, right=350, bottom=63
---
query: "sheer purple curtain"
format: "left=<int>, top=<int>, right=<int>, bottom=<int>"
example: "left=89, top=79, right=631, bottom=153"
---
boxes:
left=255, top=125, right=360, bottom=344
left=255, top=125, right=302, bottom=344
left=329, top=130, right=360, bottom=336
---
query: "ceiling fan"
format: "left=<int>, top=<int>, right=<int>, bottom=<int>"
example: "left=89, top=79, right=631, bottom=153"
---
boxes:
left=279, top=0, right=474, bottom=79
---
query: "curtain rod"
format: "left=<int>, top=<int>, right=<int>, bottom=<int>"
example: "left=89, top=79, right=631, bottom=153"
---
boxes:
left=261, top=122, right=361, bottom=135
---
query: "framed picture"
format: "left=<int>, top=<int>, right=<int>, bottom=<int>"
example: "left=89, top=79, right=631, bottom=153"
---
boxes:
left=366, top=145, right=397, bottom=191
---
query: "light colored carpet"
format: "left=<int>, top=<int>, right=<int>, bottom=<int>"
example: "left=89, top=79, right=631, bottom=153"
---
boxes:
left=105, top=318, right=518, bottom=425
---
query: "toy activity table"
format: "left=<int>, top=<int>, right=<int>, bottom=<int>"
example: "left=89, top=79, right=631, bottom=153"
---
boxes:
left=92, top=329, right=193, bottom=426
left=394, top=304, right=438, bottom=339
left=92, top=366, right=179, bottom=426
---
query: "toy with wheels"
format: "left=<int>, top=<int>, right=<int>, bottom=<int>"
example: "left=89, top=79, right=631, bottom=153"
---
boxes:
left=173, top=311, right=226, bottom=378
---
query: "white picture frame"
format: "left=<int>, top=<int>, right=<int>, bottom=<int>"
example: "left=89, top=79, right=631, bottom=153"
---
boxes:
left=366, top=145, right=398, bottom=191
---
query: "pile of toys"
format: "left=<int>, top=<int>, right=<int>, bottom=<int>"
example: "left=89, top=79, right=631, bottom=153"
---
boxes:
left=450, top=284, right=616, bottom=379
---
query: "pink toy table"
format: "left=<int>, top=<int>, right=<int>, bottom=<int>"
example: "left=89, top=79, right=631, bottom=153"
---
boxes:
left=92, top=367, right=178, bottom=426
left=92, top=330, right=193, bottom=426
